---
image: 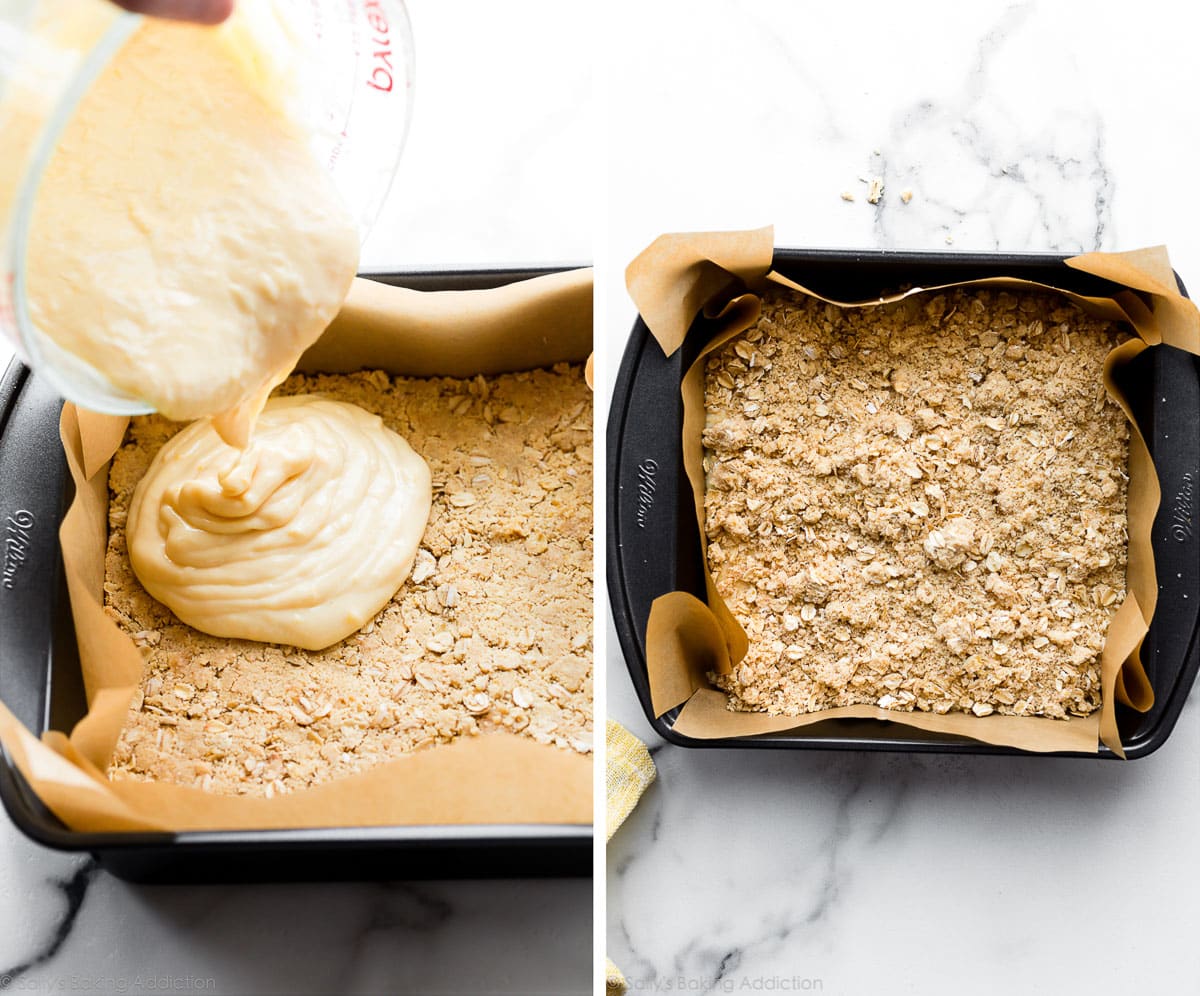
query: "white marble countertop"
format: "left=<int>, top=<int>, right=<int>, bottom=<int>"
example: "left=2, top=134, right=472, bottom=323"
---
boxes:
left=604, top=1, right=1200, bottom=993
left=0, top=2, right=591, bottom=995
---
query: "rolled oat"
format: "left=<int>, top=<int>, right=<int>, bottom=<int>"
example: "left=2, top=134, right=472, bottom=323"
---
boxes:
left=703, top=287, right=1128, bottom=721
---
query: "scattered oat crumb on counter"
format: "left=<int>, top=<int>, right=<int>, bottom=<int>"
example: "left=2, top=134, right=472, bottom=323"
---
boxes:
left=866, top=177, right=884, bottom=204
left=900, top=189, right=913, bottom=204
left=702, top=288, right=1129, bottom=720
left=840, top=191, right=856, bottom=202
left=106, top=364, right=593, bottom=796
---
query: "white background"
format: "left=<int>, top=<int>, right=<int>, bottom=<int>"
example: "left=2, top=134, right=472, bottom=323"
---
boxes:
left=361, top=0, right=592, bottom=271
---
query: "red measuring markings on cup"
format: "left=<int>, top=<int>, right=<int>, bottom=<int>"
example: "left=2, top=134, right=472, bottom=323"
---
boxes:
left=363, top=0, right=395, bottom=93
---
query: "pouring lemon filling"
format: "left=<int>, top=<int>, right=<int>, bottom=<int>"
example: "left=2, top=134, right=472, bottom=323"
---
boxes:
left=26, top=17, right=360, bottom=445
left=27, top=16, right=433, bottom=647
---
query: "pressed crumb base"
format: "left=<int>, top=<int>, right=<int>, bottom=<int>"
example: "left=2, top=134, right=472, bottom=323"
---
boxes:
left=703, top=288, right=1128, bottom=720
left=106, top=364, right=593, bottom=797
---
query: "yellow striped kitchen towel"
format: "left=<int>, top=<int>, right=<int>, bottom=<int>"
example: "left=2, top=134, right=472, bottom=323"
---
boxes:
left=606, top=720, right=657, bottom=994
left=606, top=957, right=627, bottom=995
left=606, top=719, right=656, bottom=841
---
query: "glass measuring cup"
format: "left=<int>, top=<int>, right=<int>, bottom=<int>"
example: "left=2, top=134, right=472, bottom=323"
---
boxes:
left=0, top=0, right=414, bottom=414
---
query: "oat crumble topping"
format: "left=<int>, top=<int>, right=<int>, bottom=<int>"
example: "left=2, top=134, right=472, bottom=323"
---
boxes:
left=703, top=288, right=1128, bottom=720
left=106, top=364, right=593, bottom=796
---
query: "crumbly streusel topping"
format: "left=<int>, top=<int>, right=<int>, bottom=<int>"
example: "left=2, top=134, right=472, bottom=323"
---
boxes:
left=106, top=364, right=592, bottom=796
left=703, top=288, right=1128, bottom=720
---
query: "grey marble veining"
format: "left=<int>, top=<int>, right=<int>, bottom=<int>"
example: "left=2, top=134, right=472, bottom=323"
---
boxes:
left=868, top=4, right=1117, bottom=253
left=0, top=809, right=591, bottom=994
left=0, top=849, right=96, bottom=989
left=607, top=621, right=1200, bottom=995
left=605, top=0, right=1199, bottom=273
left=605, top=2, right=1200, bottom=993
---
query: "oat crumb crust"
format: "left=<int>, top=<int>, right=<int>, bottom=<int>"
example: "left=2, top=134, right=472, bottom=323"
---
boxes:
left=703, top=288, right=1128, bottom=720
left=106, top=364, right=592, bottom=796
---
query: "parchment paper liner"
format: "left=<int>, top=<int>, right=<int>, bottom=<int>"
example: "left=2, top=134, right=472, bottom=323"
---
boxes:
left=627, top=229, right=1200, bottom=756
left=0, top=268, right=594, bottom=831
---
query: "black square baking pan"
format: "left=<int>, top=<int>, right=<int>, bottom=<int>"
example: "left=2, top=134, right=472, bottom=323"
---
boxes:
left=607, top=249, right=1200, bottom=759
left=0, top=266, right=592, bottom=882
